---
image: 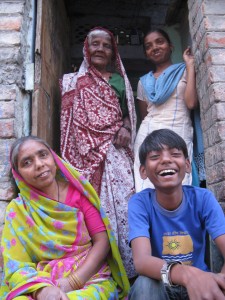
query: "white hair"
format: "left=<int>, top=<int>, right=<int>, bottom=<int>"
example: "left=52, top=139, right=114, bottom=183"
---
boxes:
left=87, top=29, right=111, bottom=45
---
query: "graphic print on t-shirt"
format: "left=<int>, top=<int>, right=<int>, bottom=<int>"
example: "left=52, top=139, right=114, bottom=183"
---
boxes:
left=162, top=232, right=193, bottom=264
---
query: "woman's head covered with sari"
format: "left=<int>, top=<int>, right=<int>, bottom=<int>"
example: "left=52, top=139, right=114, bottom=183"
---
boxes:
left=83, top=27, right=123, bottom=75
left=60, top=27, right=136, bottom=279
left=60, top=27, right=136, bottom=182
left=10, top=136, right=51, bottom=172
left=0, top=135, right=129, bottom=299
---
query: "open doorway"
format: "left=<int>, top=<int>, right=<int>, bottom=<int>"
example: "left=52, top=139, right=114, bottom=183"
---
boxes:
left=33, top=0, right=188, bottom=152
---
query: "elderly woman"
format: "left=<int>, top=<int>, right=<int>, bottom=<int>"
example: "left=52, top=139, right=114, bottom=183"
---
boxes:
left=0, top=136, right=129, bottom=300
left=60, top=27, right=136, bottom=278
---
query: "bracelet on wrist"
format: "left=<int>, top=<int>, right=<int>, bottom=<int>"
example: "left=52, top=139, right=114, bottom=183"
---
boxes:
left=32, top=289, right=40, bottom=299
left=161, top=260, right=182, bottom=287
left=68, top=272, right=83, bottom=290
left=68, top=275, right=77, bottom=289
left=122, top=125, right=131, bottom=133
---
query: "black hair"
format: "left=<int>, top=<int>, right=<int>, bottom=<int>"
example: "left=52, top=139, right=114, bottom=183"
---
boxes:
left=142, top=28, right=173, bottom=72
left=10, top=136, right=51, bottom=172
left=143, top=28, right=172, bottom=52
left=139, top=129, right=189, bottom=165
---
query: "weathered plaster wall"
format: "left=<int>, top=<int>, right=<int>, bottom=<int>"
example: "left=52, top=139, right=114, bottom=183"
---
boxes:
left=188, top=0, right=225, bottom=202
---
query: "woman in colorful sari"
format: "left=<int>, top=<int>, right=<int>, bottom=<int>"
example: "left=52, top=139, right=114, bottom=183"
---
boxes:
left=0, top=136, right=129, bottom=299
left=60, top=27, right=136, bottom=278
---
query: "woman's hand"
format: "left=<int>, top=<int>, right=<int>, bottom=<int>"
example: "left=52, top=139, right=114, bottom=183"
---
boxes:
left=35, top=286, right=69, bottom=300
left=183, top=46, right=198, bottom=109
left=113, top=127, right=131, bottom=147
left=183, top=46, right=195, bottom=67
left=56, top=277, right=74, bottom=293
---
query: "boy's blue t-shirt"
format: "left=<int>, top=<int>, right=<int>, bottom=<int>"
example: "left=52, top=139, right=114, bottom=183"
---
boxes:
left=128, top=185, right=225, bottom=271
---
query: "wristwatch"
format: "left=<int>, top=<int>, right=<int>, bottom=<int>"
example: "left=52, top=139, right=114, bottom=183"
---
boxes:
left=160, top=261, right=182, bottom=287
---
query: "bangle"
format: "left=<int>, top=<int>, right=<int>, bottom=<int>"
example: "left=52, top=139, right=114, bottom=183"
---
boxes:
left=68, top=272, right=83, bottom=290
left=72, top=272, right=83, bottom=289
left=122, top=125, right=131, bottom=133
left=32, top=289, right=40, bottom=299
left=68, top=274, right=78, bottom=289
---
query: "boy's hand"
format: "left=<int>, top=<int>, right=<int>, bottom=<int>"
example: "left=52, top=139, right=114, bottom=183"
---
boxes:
left=184, top=268, right=225, bottom=299
left=215, top=273, right=225, bottom=295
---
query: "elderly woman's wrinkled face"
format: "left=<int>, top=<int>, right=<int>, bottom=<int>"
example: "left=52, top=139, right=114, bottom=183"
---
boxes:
left=88, top=34, right=113, bottom=71
left=17, top=140, right=57, bottom=191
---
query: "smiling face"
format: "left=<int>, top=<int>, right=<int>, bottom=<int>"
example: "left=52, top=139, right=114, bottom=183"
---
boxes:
left=17, top=140, right=57, bottom=193
left=140, top=145, right=191, bottom=192
left=88, top=33, right=113, bottom=71
left=144, top=31, right=173, bottom=65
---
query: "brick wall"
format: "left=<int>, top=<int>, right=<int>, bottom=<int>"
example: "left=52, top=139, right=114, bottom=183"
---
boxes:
left=0, top=0, right=69, bottom=285
left=188, top=0, right=225, bottom=201
left=0, top=0, right=29, bottom=281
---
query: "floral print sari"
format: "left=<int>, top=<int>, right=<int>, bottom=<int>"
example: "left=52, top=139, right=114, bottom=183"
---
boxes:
left=0, top=152, right=129, bottom=299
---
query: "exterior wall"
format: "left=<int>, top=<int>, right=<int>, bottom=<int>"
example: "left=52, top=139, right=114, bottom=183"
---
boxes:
left=188, top=0, right=225, bottom=202
left=0, top=0, right=34, bottom=281
left=0, top=0, right=69, bottom=283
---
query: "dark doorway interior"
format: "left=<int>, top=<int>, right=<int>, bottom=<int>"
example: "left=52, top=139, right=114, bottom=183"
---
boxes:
left=62, top=0, right=187, bottom=129
left=33, top=0, right=188, bottom=150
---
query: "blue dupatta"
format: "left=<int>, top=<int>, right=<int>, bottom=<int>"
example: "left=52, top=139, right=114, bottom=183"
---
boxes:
left=140, top=62, right=186, bottom=105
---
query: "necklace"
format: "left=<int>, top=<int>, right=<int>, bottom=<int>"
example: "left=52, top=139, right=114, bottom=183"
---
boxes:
left=102, top=72, right=112, bottom=82
left=154, top=71, right=162, bottom=79
left=56, top=181, right=60, bottom=202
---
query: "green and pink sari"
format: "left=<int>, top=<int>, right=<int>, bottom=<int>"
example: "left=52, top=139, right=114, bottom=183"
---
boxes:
left=0, top=153, right=129, bottom=299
